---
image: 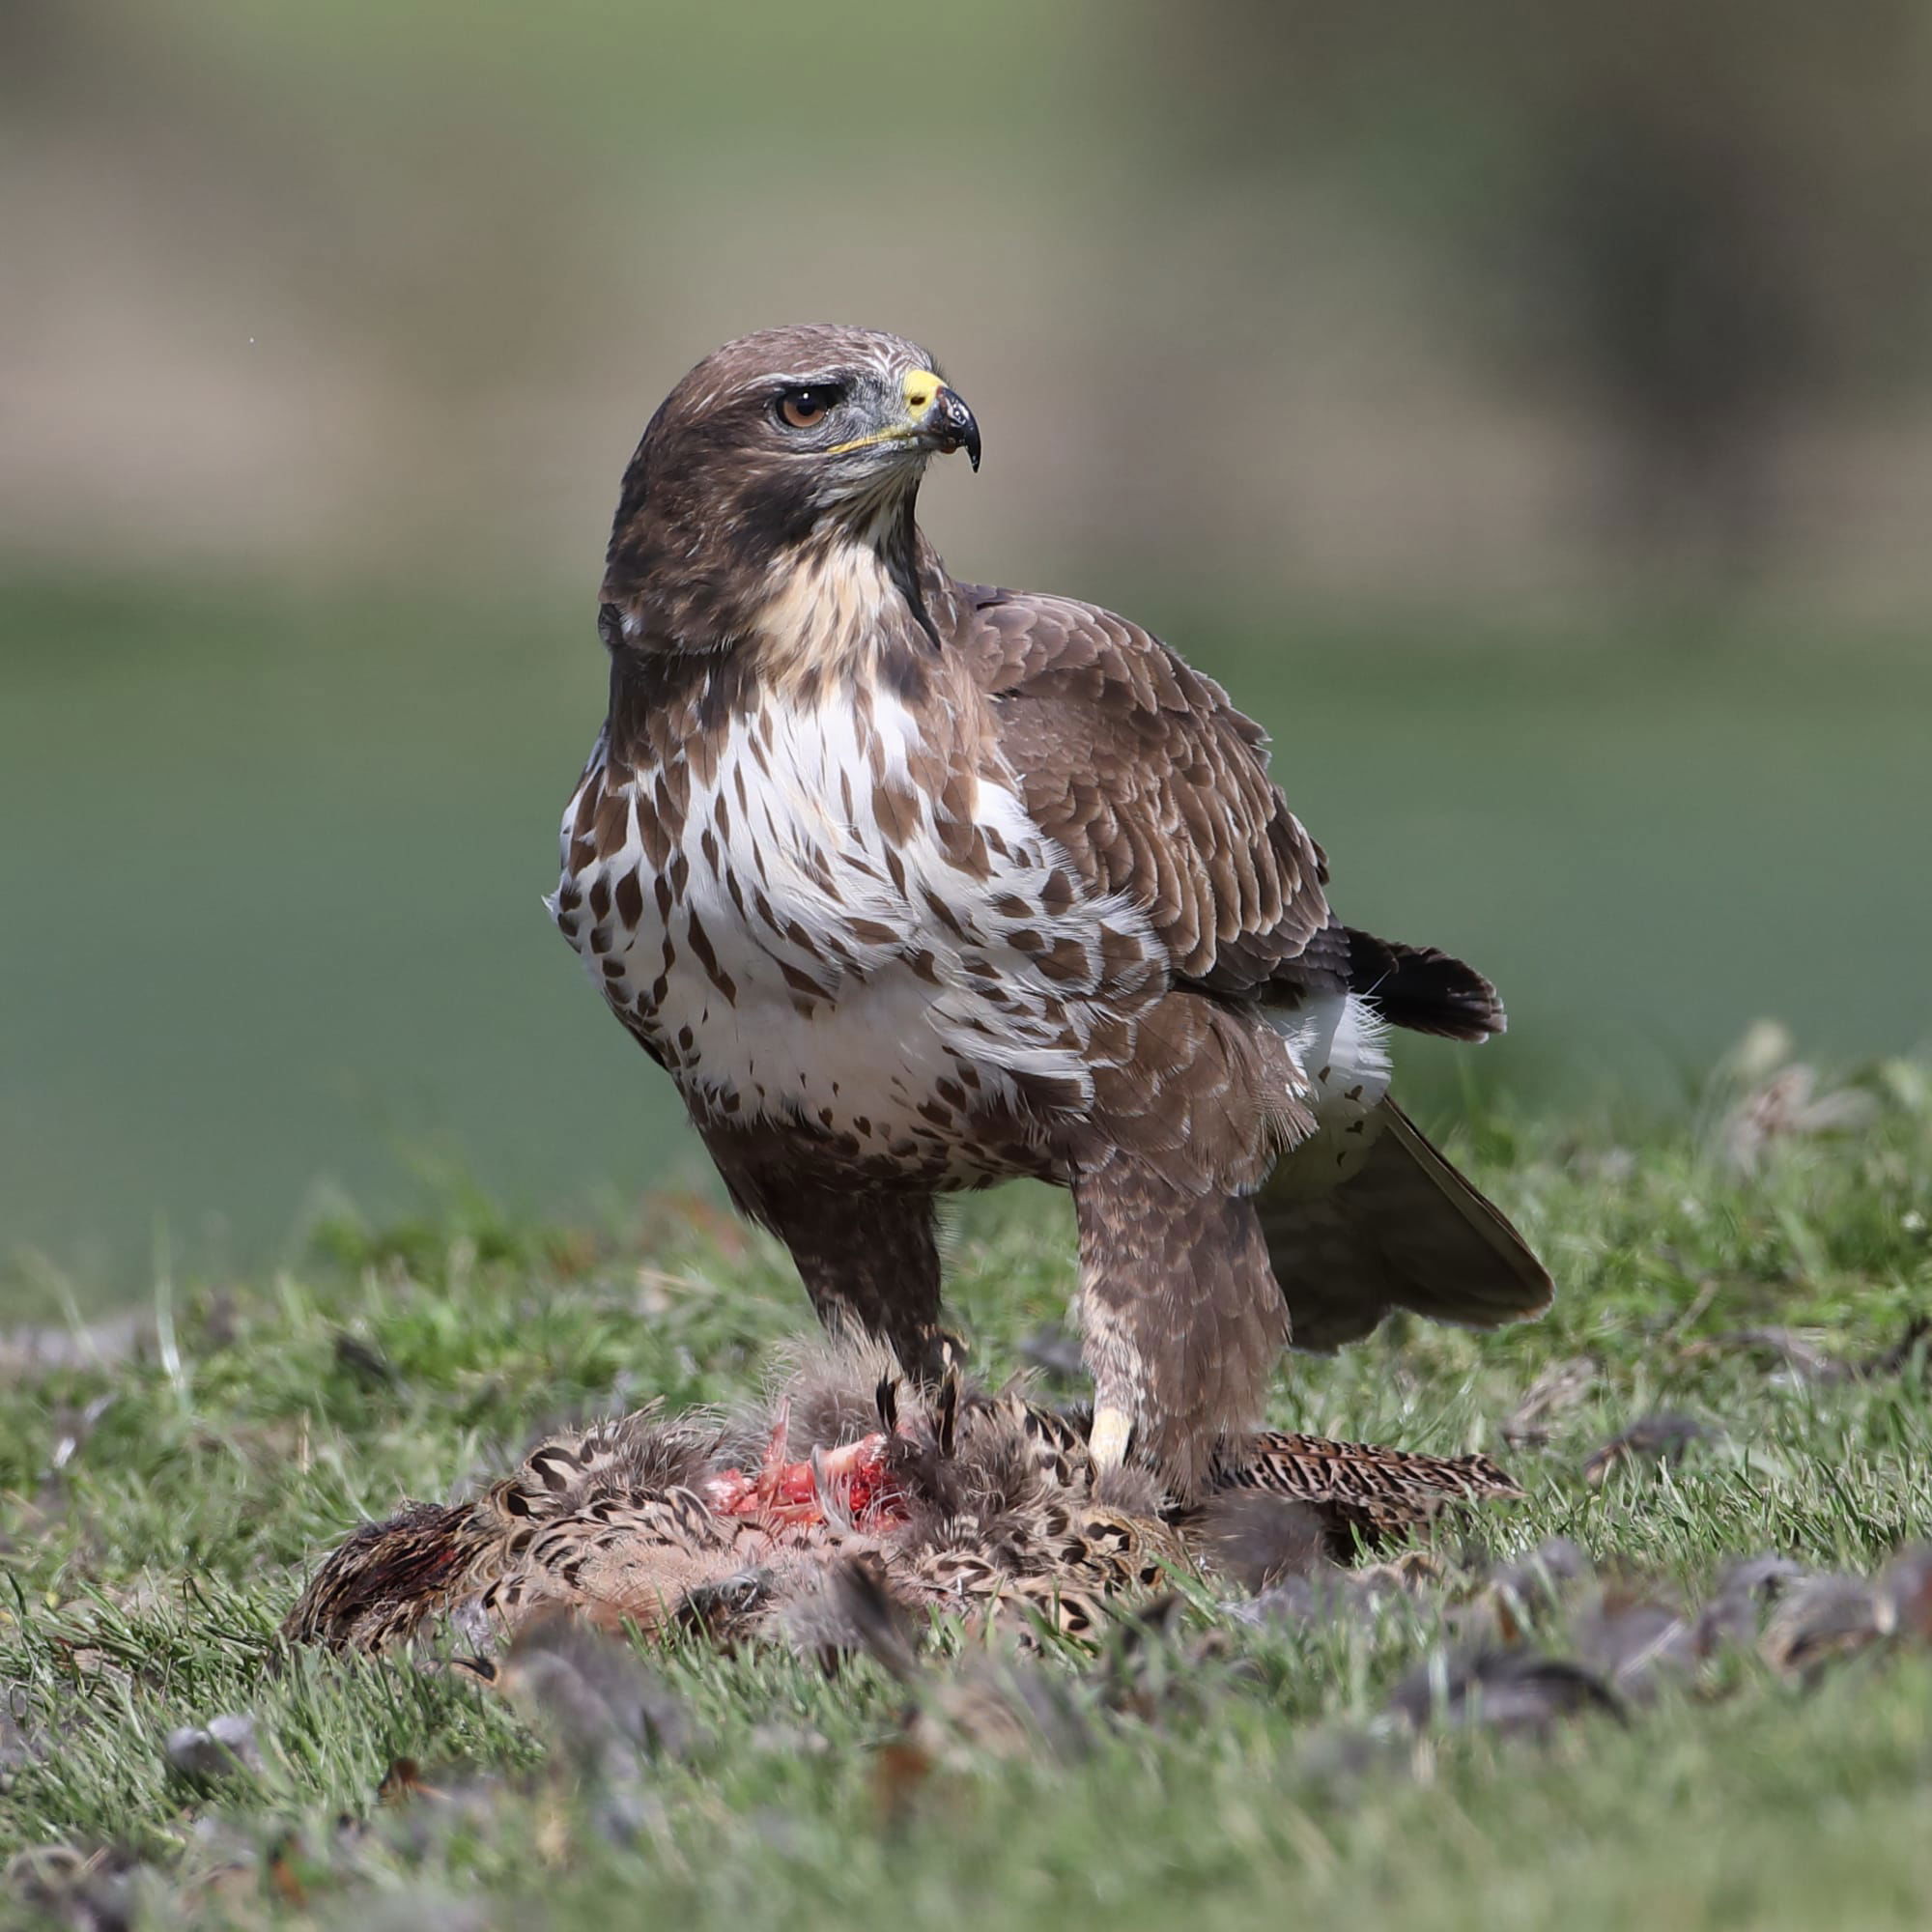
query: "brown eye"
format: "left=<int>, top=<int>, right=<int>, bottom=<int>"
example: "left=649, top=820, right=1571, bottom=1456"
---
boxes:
left=777, top=386, right=835, bottom=430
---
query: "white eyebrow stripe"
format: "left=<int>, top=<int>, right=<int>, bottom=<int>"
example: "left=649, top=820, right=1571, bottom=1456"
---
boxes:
left=757, top=370, right=854, bottom=391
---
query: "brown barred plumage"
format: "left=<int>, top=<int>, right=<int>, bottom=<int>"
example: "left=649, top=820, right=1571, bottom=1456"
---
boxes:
left=283, top=1351, right=1520, bottom=1657
left=548, top=325, right=1550, bottom=1495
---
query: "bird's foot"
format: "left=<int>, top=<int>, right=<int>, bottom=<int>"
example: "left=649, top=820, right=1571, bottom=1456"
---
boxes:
left=898, top=1325, right=970, bottom=1387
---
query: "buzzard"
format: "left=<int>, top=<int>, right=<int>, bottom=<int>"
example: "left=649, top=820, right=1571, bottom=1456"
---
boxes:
left=550, top=324, right=1550, bottom=1496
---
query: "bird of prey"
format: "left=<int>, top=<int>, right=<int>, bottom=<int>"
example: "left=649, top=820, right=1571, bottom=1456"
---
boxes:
left=550, top=324, right=1550, bottom=1496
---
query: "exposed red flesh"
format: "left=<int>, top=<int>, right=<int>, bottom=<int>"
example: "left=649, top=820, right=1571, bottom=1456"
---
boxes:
left=700, top=1405, right=902, bottom=1528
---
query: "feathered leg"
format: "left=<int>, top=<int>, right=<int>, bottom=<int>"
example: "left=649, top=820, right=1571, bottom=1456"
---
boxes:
left=1070, top=1154, right=1287, bottom=1501
left=708, top=1143, right=952, bottom=1380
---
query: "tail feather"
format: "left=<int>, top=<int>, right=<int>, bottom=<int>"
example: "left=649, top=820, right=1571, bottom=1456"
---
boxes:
left=1260, top=1101, right=1551, bottom=1351
left=1345, top=929, right=1505, bottom=1041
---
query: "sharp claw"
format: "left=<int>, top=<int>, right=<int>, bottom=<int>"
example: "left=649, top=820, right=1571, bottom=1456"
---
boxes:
left=936, top=1371, right=959, bottom=1460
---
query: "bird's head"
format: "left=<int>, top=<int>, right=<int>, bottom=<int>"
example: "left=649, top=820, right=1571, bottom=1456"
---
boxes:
left=599, top=324, right=979, bottom=656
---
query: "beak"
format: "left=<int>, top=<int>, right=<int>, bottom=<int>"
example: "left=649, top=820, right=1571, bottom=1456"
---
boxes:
left=903, top=369, right=981, bottom=471
left=923, top=384, right=980, bottom=471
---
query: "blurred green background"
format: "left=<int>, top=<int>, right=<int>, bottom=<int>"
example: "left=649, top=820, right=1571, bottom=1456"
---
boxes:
left=4, top=0, right=1929, bottom=1304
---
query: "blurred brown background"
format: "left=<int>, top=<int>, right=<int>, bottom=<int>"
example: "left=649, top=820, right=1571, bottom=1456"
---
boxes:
left=3, top=0, right=1928, bottom=1299
left=10, top=0, right=1932, bottom=604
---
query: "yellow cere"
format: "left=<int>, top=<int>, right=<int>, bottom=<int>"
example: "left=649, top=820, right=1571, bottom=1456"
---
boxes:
left=901, top=369, right=942, bottom=416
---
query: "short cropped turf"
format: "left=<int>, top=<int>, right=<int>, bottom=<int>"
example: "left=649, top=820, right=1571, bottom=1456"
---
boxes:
left=3, top=1054, right=1931, bottom=1930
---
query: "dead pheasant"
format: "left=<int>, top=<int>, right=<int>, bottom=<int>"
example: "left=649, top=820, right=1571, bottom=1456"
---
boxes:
left=284, top=1349, right=1520, bottom=1657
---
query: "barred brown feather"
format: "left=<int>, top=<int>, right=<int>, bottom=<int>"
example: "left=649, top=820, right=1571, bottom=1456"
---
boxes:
left=283, top=1353, right=1522, bottom=1659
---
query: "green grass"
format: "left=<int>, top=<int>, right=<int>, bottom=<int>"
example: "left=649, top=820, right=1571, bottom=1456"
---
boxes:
left=4, top=1060, right=1932, bottom=1927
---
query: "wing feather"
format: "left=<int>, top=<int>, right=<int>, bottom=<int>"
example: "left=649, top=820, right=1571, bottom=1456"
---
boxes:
left=952, top=585, right=1336, bottom=997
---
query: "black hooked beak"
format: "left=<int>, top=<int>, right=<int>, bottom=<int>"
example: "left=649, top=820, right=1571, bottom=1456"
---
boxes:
left=927, top=384, right=981, bottom=471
